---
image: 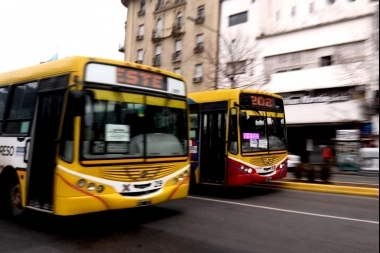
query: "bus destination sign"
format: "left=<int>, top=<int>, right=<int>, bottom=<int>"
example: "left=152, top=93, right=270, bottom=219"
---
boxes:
left=240, top=93, right=284, bottom=110
left=116, top=67, right=167, bottom=91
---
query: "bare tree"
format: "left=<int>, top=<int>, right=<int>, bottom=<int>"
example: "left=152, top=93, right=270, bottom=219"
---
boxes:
left=200, top=31, right=267, bottom=90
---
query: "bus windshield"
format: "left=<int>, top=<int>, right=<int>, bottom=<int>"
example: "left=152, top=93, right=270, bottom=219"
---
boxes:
left=81, top=88, right=188, bottom=159
left=240, top=111, right=286, bottom=153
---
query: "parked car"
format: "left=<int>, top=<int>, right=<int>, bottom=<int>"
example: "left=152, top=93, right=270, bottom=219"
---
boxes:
left=288, top=153, right=301, bottom=170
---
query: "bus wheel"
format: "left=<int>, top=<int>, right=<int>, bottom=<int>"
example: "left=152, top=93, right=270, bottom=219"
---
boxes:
left=9, top=181, right=24, bottom=217
left=0, top=173, right=25, bottom=218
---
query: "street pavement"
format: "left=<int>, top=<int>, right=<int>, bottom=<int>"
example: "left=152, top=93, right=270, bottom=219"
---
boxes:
left=0, top=186, right=378, bottom=253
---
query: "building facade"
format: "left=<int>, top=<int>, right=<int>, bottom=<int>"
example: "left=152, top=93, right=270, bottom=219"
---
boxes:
left=120, top=0, right=220, bottom=92
left=219, top=0, right=379, bottom=160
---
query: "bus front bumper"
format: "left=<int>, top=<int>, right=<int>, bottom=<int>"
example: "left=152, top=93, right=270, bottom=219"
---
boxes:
left=54, top=182, right=189, bottom=216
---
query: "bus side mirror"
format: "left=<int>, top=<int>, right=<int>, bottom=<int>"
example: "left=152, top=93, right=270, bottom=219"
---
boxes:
left=68, top=90, right=86, bottom=117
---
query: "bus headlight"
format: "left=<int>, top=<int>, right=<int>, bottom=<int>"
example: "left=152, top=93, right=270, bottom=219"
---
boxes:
left=77, top=179, right=86, bottom=188
left=248, top=168, right=252, bottom=173
left=173, top=178, right=178, bottom=184
left=97, top=185, right=105, bottom=193
left=183, top=171, right=188, bottom=177
left=87, top=183, right=96, bottom=191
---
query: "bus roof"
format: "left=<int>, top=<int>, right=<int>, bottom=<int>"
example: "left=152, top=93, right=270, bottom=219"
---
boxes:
left=0, top=56, right=185, bottom=86
left=188, top=89, right=283, bottom=104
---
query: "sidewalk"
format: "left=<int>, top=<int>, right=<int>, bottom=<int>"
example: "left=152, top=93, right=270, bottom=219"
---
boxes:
left=255, top=167, right=379, bottom=197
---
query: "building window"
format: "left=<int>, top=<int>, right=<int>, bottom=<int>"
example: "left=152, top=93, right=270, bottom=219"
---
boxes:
left=320, top=56, right=333, bottom=67
left=291, top=6, right=296, bottom=17
left=309, top=2, right=314, bottom=13
left=194, top=34, right=204, bottom=53
left=174, top=68, right=181, bottom=75
left=172, top=40, right=182, bottom=61
left=156, top=0, right=164, bottom=10
left=153, top=45, right=162, bottom=66
left=176, top=12, right=183, bottom=28
left=155, top=45, right=162, bottom=56
left=137, top=49, right=143, bottom=62
left=156, top=19, right=163, bottom=36
left=138, top=0, right=146, bottom=16
left=279, top=54, right=287, bottom=63
left=229, top=11, right=248, bottom=26
left=140, top=0, right=146, bottom=11
left=198, top=5, right=205, bottom=18
left=292, top=52, right=300, bottom=63
left=196, top=34, right=204, bottom=45
left=227, top=61, right=247, bottom=76
left=138, top=25, right=144, bottom=36
left=276, top=11, right=281, bottom=21
left=195, top=64, right=203, bottom=77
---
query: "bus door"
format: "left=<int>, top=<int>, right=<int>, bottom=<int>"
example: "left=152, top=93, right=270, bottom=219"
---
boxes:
left=26, top=76, right=68, bottom=211
left=199, top=102, right=227, bottom=184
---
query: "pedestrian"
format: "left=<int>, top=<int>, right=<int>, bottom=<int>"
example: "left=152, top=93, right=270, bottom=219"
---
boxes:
left=322, top=145, right=332, bottom=165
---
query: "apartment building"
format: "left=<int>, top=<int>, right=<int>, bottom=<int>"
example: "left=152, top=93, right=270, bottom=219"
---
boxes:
left=220, top=0, right=379, bottom=159
left=120, top=0, right=220, bottom=92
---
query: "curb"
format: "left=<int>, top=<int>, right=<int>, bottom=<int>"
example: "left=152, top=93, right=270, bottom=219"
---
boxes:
left=257, top=181, right=379, bottom=197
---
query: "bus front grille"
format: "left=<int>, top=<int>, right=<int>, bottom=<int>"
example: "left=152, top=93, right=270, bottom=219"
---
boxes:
left=102, top=164, right=177, bottom=182
left=250, top=153, right=287, bottom=167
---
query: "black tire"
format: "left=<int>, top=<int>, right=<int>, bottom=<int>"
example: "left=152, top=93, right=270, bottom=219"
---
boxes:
left=0, top=172, right=25, bottom=219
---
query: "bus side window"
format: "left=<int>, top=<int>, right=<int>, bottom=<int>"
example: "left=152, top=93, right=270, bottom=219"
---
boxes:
left=228, top=107, right=238, bottom=154
left=190, top=113, right=199, bottom=140
left=0, top=86, right=10, bottom=133
left=4, top=82, right=38, bottom=135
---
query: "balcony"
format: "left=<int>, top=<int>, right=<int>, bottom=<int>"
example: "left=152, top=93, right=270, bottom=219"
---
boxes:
left=193, top=76, right=203, bottom=83
left=194, top=43, right=204, bottom=53
left=195, top=16, right=205, bottom=24
left=118, top=44, right=125, bottom=53
left=136, top=34, right=144, bottom=41
left=172, top=51, right=182, bottom=62
left=172, top=24, right=185, bottom=37
left=137, top=9, right=145, bottom=17
left=264, top=63, right=370, bottom=94
left=152, top=30, right=163, bottom=42
left=152, top=55, right=161, bottom=66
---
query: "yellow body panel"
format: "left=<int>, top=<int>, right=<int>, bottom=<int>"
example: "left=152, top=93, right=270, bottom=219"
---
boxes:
left=0, top=56, right=190, bottom=216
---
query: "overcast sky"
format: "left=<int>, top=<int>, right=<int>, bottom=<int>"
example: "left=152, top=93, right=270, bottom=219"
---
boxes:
left=0, top=0, right=127, bottom=73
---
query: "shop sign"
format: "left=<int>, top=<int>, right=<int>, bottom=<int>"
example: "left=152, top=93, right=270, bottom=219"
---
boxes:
left=284, top=95, right=350, bottom=105
left=336, top=129, right=360, bottom=141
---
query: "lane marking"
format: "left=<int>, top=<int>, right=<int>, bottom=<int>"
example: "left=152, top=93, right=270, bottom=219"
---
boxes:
left=187, top=196, right=379, bottom=225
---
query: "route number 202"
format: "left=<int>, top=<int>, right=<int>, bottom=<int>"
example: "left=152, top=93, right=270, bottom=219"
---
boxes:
left=154, top=180, right=163, bottom=187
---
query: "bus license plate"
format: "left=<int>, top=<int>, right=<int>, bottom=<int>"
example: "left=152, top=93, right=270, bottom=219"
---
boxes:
left=137, top=199, right=152, bottom=207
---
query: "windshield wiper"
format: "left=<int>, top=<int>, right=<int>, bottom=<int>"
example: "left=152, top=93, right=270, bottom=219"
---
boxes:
left=234, top=102, right=262, bottom=116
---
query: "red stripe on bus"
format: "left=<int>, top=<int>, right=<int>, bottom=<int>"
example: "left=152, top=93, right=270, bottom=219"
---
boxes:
left=56, top=173, right=110, bottom=210
left=168, top=176, right=190, bottom=201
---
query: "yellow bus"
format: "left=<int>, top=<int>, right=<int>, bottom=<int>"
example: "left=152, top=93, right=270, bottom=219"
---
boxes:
left=0, top=56, right=190, bottom=217
left=188, top=89, right=288, bottom=186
